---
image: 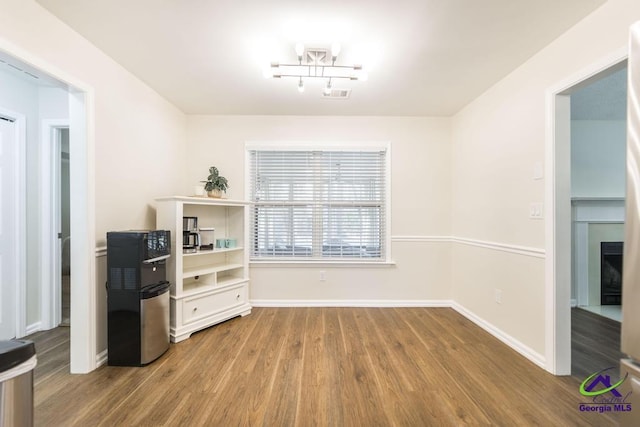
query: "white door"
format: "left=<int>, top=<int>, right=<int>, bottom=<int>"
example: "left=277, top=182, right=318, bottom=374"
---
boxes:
left=0, top=117, right=17, bottom=340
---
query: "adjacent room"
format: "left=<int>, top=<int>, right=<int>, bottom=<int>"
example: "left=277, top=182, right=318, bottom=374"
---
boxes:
left=1, top=0, right=640, bottom=425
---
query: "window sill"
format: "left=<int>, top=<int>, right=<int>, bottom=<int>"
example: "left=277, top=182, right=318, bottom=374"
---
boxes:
left=250, top=260, right=397, bottom=268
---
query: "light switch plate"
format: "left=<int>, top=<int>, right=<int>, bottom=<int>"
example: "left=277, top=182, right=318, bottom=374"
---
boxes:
left=533, top=162, right=543, bottom=180
left=529, top=202, right=543, bottom=219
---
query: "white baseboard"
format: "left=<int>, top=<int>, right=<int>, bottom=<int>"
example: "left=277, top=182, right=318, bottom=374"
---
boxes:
left=96, top=349, right=108, bottom=367
left=250, top=299, right=454, bottom=308
left=25, top=322, right=42, bottom=336
left=451, top=302, right=546, bottom=369
left=571, top=299, right=577, bottom=307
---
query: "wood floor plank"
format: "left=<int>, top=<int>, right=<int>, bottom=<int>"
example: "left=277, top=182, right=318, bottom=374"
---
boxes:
left=295, top=308, right=329, bottom=426
left=31, top=307, right=621, bottom=426
left=321, top=307, right=346, bottom=426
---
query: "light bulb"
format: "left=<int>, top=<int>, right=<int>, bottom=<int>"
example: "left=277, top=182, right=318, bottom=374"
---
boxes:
left=298, top=78, right=305, bottom=93
left=359, top=71, right=369, bottom=82
left=323, top=81, right=332, bottom=95
left=262, top=67, right=274, bottom=79
left=331, top=43, right=341, bottom=57
left=295, top=42, right=305, bottom=57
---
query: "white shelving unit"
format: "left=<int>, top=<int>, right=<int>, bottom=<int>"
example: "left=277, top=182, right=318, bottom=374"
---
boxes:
left=155, top=196, right=251, bottom=342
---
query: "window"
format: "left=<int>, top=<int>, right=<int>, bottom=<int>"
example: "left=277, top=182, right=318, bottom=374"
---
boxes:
left=247, top=144, right=389, bottom=262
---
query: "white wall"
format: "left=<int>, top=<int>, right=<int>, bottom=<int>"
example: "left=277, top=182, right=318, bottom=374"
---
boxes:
left=571, top=120, right=626, bottom=198
left=0, top=0, right=188, bottom=354
left=0, top=68, right=41, bottom=326
left=570, top=119, right=626, bottom=305
left=186, top=116, right=452, bottom=303
left=0, top=70, right=71, bottom=328
left=451, top=0, right=640, bottom=360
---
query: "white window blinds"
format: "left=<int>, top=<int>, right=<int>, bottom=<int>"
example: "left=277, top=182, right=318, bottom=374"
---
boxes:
left=248, top=148, right=388, bottom=261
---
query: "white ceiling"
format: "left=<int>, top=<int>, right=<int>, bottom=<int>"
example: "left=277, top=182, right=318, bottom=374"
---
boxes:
left=36, top=0, right=605, bottom=116
left=571, top=66, right=628, bottom=120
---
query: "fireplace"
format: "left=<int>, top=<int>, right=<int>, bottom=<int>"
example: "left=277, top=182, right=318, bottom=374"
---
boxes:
left=601, top=241, right=623, bottom=305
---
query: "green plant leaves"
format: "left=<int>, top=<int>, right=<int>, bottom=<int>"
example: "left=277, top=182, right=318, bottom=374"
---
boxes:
left=204, top=166, right=228, bottom=192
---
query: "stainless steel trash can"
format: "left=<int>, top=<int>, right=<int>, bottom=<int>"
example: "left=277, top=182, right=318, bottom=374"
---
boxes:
left=140, top=282, right=170, bottom=365
left=0, top=340, right=37, bottom=427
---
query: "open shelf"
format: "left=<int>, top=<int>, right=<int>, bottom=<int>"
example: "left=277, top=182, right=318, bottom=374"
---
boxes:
left=217, top=276, right=248, bottom=288
left=183, top=247, right=244, bottom=257
left=183, top=263, right=243, bottom=279
left=183, top=274, right=215, bottom=294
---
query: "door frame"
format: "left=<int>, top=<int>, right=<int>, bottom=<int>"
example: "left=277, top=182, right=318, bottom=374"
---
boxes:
left=41, top=120, right=69, bottom=330
left=0, top=39, right=97, bottom=374
left=545, top=47, right=628, bottom=375
left=0, top=107, right=27, bottom=339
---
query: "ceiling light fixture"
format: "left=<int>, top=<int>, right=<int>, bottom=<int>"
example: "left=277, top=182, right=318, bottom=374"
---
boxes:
left=323, top=80, right=332, bottom=95
left=266, top=42, right=365, bottom=94
left=295, top=42, right=305, bottom=60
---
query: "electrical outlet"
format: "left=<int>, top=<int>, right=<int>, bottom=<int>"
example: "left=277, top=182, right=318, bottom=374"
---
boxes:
left=319, top=270, right=326, bottom=282
left=495, top=289, right=502, bottom=304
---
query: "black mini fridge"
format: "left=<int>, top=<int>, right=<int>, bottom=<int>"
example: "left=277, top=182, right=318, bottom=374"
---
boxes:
left=106, top=230, right=171, bottom=366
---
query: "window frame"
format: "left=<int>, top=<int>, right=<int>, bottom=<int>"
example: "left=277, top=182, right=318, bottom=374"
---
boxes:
left=245, top=141, right=392, bottom=265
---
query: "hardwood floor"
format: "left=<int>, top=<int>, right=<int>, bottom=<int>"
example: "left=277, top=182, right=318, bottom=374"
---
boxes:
left=31, top=308, right=617, bottom=426
left=571, top=307, right=624, bottom=381
left=25, top=325, right=70, bottom=386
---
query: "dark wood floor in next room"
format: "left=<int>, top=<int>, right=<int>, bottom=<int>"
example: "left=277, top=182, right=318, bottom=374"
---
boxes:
left=571, top=307, right=624, bottom=381
left=30, top=307, right=617, bottom=426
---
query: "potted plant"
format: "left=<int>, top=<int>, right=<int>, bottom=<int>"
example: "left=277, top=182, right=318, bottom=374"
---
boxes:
left=202, top=166, right=229, bottom=198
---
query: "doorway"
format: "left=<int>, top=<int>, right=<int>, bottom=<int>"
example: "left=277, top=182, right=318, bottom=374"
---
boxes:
left=0, top=113, right=25, bottom=340
left=570, top=67, right=627, bottom=324
left=60, top=128, right=70, bottom=326
left=0, top=44, right=96, bottom=373
left=40, top=122, right=71, bottom=330
left=547, top=50, right=627, bottom=375
left=568, top=66, right=627, bottom=378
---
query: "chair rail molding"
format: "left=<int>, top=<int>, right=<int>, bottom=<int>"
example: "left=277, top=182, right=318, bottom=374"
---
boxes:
left=391, top=235, right=545, bottom=258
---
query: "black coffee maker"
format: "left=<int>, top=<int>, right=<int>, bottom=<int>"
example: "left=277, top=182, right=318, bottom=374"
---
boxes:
left=183, top=216, right=199, bottom=253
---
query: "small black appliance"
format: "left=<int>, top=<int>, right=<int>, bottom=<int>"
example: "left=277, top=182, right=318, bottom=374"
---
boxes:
left=106, top=230, right=171, bottom=366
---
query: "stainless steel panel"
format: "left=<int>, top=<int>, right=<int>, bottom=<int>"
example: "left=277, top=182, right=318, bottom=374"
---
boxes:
left=623, top=22, right=640, bottom=359
left=619, top=359, right=640, bottom=426
left=140, top=290, right=170, bottom=365
left=0, top=370, right=33, bottom=427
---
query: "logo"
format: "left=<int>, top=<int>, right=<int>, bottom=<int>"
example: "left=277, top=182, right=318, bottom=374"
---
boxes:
left=578, top=367, right=632, bottom=414
left=580, top=368, right=627, bottom=397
